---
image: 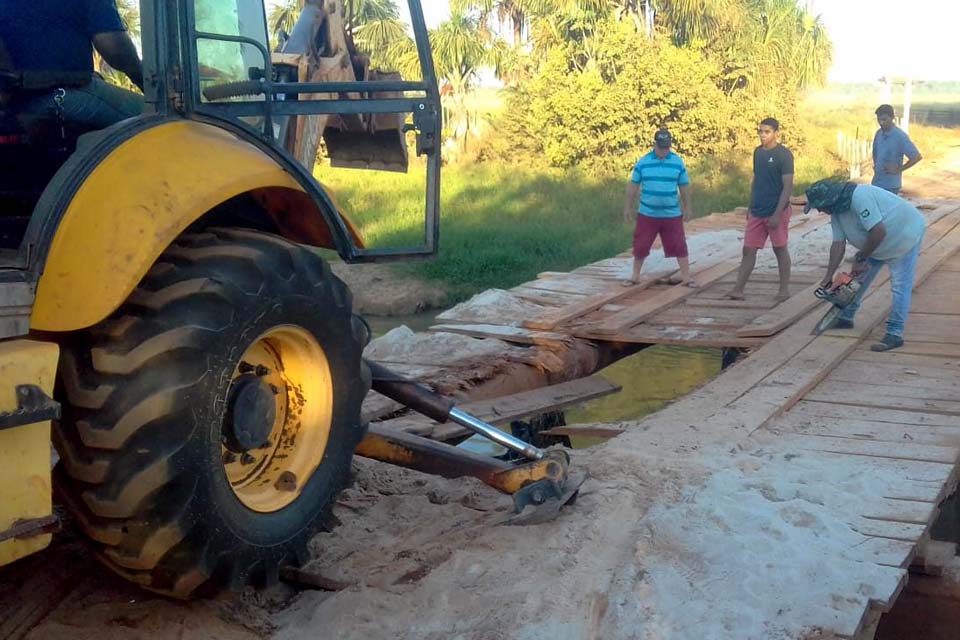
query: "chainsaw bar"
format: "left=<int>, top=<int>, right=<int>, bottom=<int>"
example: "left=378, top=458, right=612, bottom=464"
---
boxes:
left=812, top=305, right=844, bottom=336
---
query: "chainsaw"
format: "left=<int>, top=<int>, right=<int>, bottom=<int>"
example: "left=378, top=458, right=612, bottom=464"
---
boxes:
left=811, top=271, right=862, bottom=335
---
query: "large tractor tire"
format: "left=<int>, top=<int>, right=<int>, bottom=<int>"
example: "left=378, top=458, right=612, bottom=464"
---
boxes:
left=52, top=228, right=370, bottom=597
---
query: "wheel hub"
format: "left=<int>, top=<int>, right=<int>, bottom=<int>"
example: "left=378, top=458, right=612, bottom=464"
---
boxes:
left=223, top=374, right=277, bottom=452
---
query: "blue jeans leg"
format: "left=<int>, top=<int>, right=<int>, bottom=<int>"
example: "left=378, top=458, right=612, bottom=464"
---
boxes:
left=885, top=239, right=922, bottom=337
left=838, top=258, right=884, bottom=323
left=18, top=75, right=143, bottom=131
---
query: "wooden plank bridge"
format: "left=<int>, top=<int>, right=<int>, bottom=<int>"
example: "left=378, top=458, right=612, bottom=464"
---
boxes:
left=361, top=199, right=960, bottom=638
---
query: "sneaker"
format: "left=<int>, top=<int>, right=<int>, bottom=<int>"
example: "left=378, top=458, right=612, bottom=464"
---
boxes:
left=833, top=319, right=855, bottom=330
left=870, top=333, right=904, bottom=352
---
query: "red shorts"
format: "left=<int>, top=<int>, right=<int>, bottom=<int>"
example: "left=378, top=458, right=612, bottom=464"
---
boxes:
left=633, top=214, right=688, bottom=259
left=744, top=206, right=791, bottom=249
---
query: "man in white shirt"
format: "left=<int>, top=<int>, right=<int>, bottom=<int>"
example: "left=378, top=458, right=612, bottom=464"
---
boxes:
left=804, top=179, right=925, bottom=352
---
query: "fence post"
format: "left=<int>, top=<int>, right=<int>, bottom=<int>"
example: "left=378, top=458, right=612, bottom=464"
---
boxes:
left=902, top=78, right=913, bottom=134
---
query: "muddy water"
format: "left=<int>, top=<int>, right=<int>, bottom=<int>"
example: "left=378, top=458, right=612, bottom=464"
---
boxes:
left=566, top=345, right=722, bottom=425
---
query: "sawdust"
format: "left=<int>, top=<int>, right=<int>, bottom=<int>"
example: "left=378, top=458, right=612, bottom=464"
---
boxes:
left=269, top=430, right=917, bottom=640
left=436, top=289, right=549, bottom=326
left=364, top=326, right=509, bottom=363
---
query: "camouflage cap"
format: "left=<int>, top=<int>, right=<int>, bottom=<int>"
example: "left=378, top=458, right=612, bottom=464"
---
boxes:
left=804, top=179, right=856, bottom=214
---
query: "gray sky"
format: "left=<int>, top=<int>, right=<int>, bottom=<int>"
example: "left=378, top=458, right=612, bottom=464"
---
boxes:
left=814, top=0, right=959, bottom=82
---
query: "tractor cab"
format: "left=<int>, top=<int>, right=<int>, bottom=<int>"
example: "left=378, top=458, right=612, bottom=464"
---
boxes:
left=0, top=0, right=441, bottom=274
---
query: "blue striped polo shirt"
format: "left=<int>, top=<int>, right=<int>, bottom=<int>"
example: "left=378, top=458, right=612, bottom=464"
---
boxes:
left=630, top=150, right=690, bottom=218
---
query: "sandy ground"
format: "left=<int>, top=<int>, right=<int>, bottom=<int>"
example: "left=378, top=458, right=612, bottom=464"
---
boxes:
left=5, top=159, right=960, bottom=640
left=331, top=262, right=448, bottom=316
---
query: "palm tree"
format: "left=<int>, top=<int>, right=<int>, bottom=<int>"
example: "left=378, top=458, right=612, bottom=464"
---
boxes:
left=268, top=0, right=302, bottom=43
left=429, top=12, right=488, bottom=150
left=454, top=0, right=562, bottom=45
left=792, top=7, right=831, bottom=89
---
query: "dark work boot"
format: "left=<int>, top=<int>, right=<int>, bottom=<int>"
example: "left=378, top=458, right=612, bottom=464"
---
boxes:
left=833, top=318, right=854, bottom=330
left=870, top=333, right=904, bottom=352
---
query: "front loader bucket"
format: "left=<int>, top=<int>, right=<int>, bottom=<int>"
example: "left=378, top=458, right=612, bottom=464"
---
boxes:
left=324, top=123, right=408, bottom=173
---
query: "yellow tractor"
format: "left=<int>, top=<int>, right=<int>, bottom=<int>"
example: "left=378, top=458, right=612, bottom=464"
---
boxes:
left=0, top=0, right=578, bottom=598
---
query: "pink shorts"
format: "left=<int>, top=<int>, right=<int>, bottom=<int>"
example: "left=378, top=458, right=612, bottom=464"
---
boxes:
left=633, top=214, right=688, bottom=259
left=744, top=206, right=791, bottom=249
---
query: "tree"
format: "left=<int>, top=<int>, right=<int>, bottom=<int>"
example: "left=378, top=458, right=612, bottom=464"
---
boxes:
left=429, top=13, right=489, bottom=150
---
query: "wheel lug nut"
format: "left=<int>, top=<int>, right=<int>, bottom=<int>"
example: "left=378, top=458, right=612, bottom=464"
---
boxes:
left=238, top=361, right=255, bottom=374
left=222, top=451, right=237, bottom=464
left=255, top=365, right=270, bottom=377
left=240, top=453, right=256, bottom=465
left=275, top=471, right=297, bottom=492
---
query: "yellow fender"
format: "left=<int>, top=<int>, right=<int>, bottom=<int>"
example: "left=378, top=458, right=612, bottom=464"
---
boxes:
left=31, top=120, right=362, bottom=332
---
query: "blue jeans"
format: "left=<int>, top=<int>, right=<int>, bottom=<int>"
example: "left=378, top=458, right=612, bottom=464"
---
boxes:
left=839, top=237, right=923, bottom=337
left=16, top=75, right=143, bottom=132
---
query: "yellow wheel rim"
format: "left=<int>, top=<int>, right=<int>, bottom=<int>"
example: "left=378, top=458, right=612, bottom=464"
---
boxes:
left=222, top=326, right=333, bottom=513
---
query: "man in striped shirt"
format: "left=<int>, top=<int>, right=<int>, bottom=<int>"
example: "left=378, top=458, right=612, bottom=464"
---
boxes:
left=622, top=128, right=695, bottom=286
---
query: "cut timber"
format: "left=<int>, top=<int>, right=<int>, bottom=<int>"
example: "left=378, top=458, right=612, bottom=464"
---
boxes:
left=789, top=399, right=960, bottom=428
left=280, top=566, right=352, bottom=591
left=584, top=325, right=764, bottom=348
left=769, top=413, right=960, bottom=449
left=523, top=270, right=673, bottom=331
left=588, top=261, right=740, bottom=335
left=428, top=324, right=573, bottom=349
left=775, top=433, right=959, bottom=465
left=736, top=280, right=827, bottom=337
left=805, top=381, right=960, bottom=416
left=905, top=557, right=960, bottom=600
left=373, top=375, right=621, bottom=440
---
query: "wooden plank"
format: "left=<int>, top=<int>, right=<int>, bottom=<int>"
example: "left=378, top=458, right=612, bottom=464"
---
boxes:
left=869, top=341, right=960, bottom=358
left=652, top=306, right=761, bottom=326
left=860, top=498, right=940, bottom=525
left=511, top=287, right=578, bottom=307
left=843, top=537, right=918, bottom=568
left=910, top=296, right=960, bottom=315
left=576, top=324, right=764, bottom=348
left=684, top=298, right=775, bottom=310
left=375, top=375, right=621, bottom=439
left=428, top=323, right=573, bottom=349
left=806, top=381, right=960, bottom=416
left=522, top=270, right=672, bottom=331
left=789, top=399, right=960, bottom=428
left=828, top=568, right=906, bottom=638
left=588, top=261, right=740, bottom=335
left=851, top=517, right=928, bottom=541
left=776, top=433, right=959, bottom=465
left=736, top=280, right=827, bottom=337
left=827, top=360, right=960, bottom=392
left=770, top=414, right=960, bottom=449
left=845, top=349, right=960, bottom=370
left=515, top=276, right=611, bottom=295
left=716, top=271, right=822, bottom=285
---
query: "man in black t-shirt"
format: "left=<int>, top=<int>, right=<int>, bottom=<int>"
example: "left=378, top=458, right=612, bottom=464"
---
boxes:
left=727, top=117, right=795, bottom=302
left=0, top=0, right=143, bottom=133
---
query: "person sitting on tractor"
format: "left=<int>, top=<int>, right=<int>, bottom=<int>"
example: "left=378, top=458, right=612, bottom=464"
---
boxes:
left=0, top=0, right=144, bottom=136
